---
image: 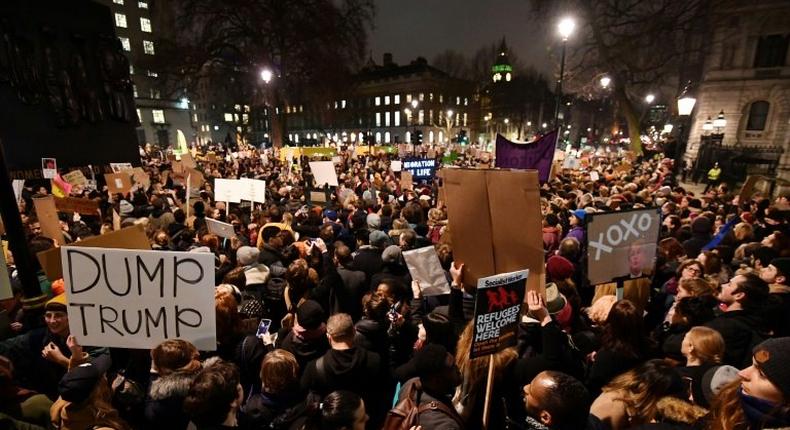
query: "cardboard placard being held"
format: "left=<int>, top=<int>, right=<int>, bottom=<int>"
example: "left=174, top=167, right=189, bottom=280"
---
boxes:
left=33, top=195, right=66, bottom=246
left=104, top=173, right=133, bottom=195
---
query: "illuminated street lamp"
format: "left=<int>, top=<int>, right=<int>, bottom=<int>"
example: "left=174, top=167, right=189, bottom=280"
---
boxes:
left=260, top=68, right=273, bottom=84
left=702, top=117, right=714, bottom=133
left=600, top=76, right=611, bottom=89
left=712, top=110, right=726, bottom=131
left=645, top=94, right=655, bottom=104
left=554, top=16, right=576, bottom=129
left=675, top=81, right=697, bottom=176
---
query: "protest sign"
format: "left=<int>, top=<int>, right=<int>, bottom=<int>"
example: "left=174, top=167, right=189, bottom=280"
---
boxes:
left=12, top=179, right=24, bottom=203
left=214, top=178, right=241, bottom=203
left=470, top=269, right=528, bottom=358
left=391, top=160, right=402, bottom=172
left=54, top=197, right=100, bottom=215
left=131, top=167, right=150, bottom=191
left=112, top=209, right=121, bottom=231
left=206, top=218, right=236, bottom=239
left=585, top=208, right=661, bottom=285
left=240, top=178, right=267, bottom=203
left=331, top=156, right=342, bottom=165
left=402, top=158, right=436, bottom=180
left=37, top=224, right=150, bottom=281
left=0, top=245, right=12, bottom=300
left=590, top=170, right=600, bottom=181
left=42, top=158, right=57, bottom=179
left=63, top=170, right=88, bottom=188
left=562, top=157, right=580, bottom=170
left=206, top=152, right=217, bottom=163
left=309, top=161, right=339, bottom=187
left=110, top=162, right=134, bottom=173
left=400, top=171, right=413, bottom=191
left=402, top=246, right=451, bottom=296
left=185, top=167, right=204, bottom=189
left=32, top=196, right=65, bottom=245
left=180, top=153, right=196, bottom=169
left=495, top=132, right=557, bottom=182
left=443, top=168, right=544, bottom=293
left=309, top=191, right=328, bottom=203
left=104, top=173, right=133, bottom=195
left=61, top=247, right=217, bottom=350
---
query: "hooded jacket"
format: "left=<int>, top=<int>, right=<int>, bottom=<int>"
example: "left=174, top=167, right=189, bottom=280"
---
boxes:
left=276, top=325, right=329, bottom=372
left=144, top=366, right=203, bottom=430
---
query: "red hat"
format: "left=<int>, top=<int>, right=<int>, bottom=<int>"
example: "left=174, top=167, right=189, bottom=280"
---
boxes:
left=546, top=255, right=575, bottom=281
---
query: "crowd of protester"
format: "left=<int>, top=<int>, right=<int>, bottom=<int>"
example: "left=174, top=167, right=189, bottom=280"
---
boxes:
left=1, top=142, right=790, bottom=430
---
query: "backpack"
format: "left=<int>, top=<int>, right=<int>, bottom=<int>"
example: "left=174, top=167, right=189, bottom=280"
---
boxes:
left=382, top=379, right=464, bottom=430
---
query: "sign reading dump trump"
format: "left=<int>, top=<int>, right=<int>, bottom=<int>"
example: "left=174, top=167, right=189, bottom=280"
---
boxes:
left=585, top=208, right=661, bottom=285
left=61, top=247, right=217, bottom=350
left=470, top=269, right=528, bottom=359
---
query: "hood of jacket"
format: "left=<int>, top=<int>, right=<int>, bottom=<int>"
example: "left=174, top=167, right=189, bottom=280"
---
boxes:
left=148, top=369, right=200, bottom=401
left=322, top=348, right=374, bottom=378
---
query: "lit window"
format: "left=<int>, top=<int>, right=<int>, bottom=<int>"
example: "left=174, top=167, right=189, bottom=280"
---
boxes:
left=136, top=109, right=141, bottom=121
left=464, top=97, right=468, bottom=106
left=244, top=105, right=250, bottom=112
left=138, top=1, right=148, bottom=8
left=192, top=114, right=198, bottom=122
left=375, top=112, right=381, bottom=127
left=385, top=131, right=391, bottom=143
left=152, top=109, right=165, bottom=123
left=143, top=40, right=155, bottom=55
left=140, top=17, right=152, bottom=32
left=394, top=111, right=400, bottom=126
left=132, top=84, right=138, bottom=97
left=385, top=112, right=391, bottom=126
left=234, top=104, right=241, bottom=111
left=430, top=110, right=434, bottom=124
left=334, top=101, right=338, bottom=109
left=113, top=0, right=124, bottom=4
left=375, top=132, right=382, bottom=143
left=418, top=110, right=424, bottom=125
left=341, top=100, right=346, bottom=108
left=115, top=13, right=127, bottom=28
left=224, top=113, right=233, bottom=122
left=242, top=114, right=249, bottom=124
left=419, top=93, right=424, bottom=101
left=456, top=96, right=461, bottom=105
left=384, top=95, right=390, bottom=105
left=429, top=130, right=434, bottom=143
left=463, top=113, right=468, bottom=127
left=406, top=94, right=412, bottom=103
left=129, top=64, right=134, bottom=74
left=439, top=94, right=443, bottom=103
left=375, top=96, right=381, bottom=106
left=233, top=113, right=239, bottom=122
left=119, top=37, right=131, bottom=51
left=429, top=93, right=434, bottom=101
left=146, top=70, right=157, bottom=77
left=394, top=94, right=400, bottom=104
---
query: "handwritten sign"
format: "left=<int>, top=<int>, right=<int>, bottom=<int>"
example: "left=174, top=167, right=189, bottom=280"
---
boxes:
left=309, top=161, right=339, bottom=187
left=33, top=196, right=65, bottom=245
left=61, top=247, right=217, bottom=350
left=402, top=158, right=436, bottom=180
left=470, top=269, right=528, bottom=359
left=240, top=178, right=267, bottom=203
left=214, top=178, right=241, bottom=203
left=104, top=173, right=133, bottom=195
left=63, top=170, right=88, bottom=188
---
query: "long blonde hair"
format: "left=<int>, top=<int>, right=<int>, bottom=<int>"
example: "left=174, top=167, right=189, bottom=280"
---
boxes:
left=602, top=360, right=683, bottom=426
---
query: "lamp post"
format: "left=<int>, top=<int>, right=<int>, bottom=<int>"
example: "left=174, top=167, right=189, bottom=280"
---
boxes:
left=554, top=17, right=575, bottom=129
left=675, top=81, right=697, bottom=178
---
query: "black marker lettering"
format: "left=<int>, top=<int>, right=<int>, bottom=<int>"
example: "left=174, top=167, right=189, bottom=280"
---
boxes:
left=67, top=249, right=101, bottom=294
left=145, top=307, right=167, bottom=338
left=136, top=256, right=164, bottom=297
left=101, top=254, right=131, bottom=296
left=69, top=303, right=95, bottom=336
left=121, top=309, right=143, bottom=335
left=175, top=306, right=202, bottom=337
left=99, top=305, right=123, bottom=336
left=173, top=257, right=204, bottom=298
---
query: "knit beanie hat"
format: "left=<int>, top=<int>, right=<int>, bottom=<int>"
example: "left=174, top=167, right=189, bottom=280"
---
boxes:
left=701, top=365, right=739, bottom=407
left=752, top=337, right=790, bottom=398
left=546, top=255, right=575, bottom=281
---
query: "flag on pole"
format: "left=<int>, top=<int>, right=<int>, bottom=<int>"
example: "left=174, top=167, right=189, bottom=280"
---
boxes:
left=702, top=216, right=739, bottom=251
left=495, top=130, right=558, bottom=182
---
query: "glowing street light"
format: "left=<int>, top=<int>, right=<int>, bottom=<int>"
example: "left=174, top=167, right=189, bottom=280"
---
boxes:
left=411, top=100, right=419, bottom=109
left=600, top=76, right=611, bottom=88
left=503, top=118, right=509, bottom=124
left=260, top=68, right=273, bottom=84
left=558, top=17, right=576, bottom=41
left=446, top=109, right=454, bottom=118
left=555, top=16, right=576, bottom=129
left=713, top=110, right=726, bottom=129
left=645, top=94, right=655, bottom=104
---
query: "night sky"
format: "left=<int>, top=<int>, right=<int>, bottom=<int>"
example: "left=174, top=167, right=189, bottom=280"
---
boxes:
left=370, top=0, right=555, bottom=78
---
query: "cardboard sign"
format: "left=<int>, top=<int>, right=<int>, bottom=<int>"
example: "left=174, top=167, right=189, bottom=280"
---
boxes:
left=309, top=161, right=339, bottom=187
left=402, top=158, right=436, bottom=180
left=309, top=191, right=328, bottom=203
left=37, top=224, right=150, bottom=281
left=54, top=197, right=100, bottom=215
left=402, top=246, right=450, bottom=296
left=240, top=178, right=267, bottom=203
left=63, top=170, right=88, bottom=187
left=0, top=244, right=12, bottom=300
left=32, top=195, right=65, bottom=245
left=110, top=162, right=134, bottom=173
left=400, top=171, right=413, bottom=191
left=42, top=158, right=57, bottom=179
left=131, top=167, right=151, bottom=191
left=186, top=167, right=204, bottom=189
left=206, top=218, right=236, bottom=239
left=112, top=209, right=121, bottom=231
left=470, top=269, right=528, bottom=358
left=214, top=178, right=241, bottom=203
left=206, top=153, right=217, bottom=163
left=61, top=247, right=217, bottom=350
left=586, top=208, right=661, bottom=285
left=443, top=169, right=544, bottom=293
left=104, top=173, right=133, bottom=195
left=180, top=153, right=196, bottom=169
left=391, top=160, right=402, bottom=172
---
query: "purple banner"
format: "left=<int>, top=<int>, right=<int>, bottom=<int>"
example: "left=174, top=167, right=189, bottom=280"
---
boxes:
left=495, top=131, right=558, bottom=182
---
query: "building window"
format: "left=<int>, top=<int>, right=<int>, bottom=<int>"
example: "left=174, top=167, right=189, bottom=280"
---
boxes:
left=132, top=84, right=138, bottom=98
left=224, top=113, right=233, bottom=122
left=136, top=109, right=141, bottom=121
left=464, top=97, right=468, bottom=106
left=456, top=96, right=461, bottom=105
left=430, top=110, right=434, bottom=125
left=384, top=131, right=391, bottom=143
left=140, top=17, right=152, bottom=32
left=114, top=13, right=127, bottom=28
left=394, top=94, right=400, bottom=104
left=429, top=130, right=434, bottom=143
left=439, top=94, right=443, bottom=103
left=394, top=111, right=401, bottom=126
left=143, top=40, right=155, bottom=55
left=375, top=132, right=382, bottom=143
left=129, top=64, right=134, bottom=74
left=418, top=110, right=424, bottom=125
left=138, top=1, right=148, bottom=8
left=406, top=94, right=412, bottom=103
left=746, top=101, right=770, bottom=130
left=341, top=100, right=346, bottom=108
left=152, top=109, right=165, bottom=124
left=114, top=0, right=124, bottom=4
left=119, top=37, right=131, bottom=51
left=375, top=112, right=381, bottom=127
left=384, top=95, right=390, bottom=105
left=385, top=112, right=390, bottom=126
left=754, top=35, right=789, bottom=68
left=419, top=93, right=425, bottom=102
left=375, top=96, right=381, bottom=106
left=463, top=112, right=468, bottom=127
left=146, top=70, right=157, bottom=77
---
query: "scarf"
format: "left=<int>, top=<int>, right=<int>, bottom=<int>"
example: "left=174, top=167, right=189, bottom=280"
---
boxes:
left=739, top=387, right=790, bottom=428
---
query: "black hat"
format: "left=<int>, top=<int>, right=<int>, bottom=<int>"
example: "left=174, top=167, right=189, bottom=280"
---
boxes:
left=413, top=344, right=451, bottom=379
left=58, top=354, right=112, bottom=403
left=753, top=337, right=790, bottom=398
left=296, top=300, right=325, bottom=330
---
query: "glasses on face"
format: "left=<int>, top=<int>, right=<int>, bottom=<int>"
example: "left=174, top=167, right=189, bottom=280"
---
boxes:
left=684, top=267, right=701, bottom=275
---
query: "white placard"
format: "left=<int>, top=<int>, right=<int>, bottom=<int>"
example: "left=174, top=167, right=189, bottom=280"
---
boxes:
left=240, top=178, right=267, bottom=203
left=60, top=247, right=217, bottom=350
left=562, top=157, right=580, bottom=169
left=402, top=246, right=450, bottom=296
left=331, top=156, right=342, bottom=165
left=12, top=180, right=24, bottom=203
left=214, top=178, right=241, bottom=203
left=590, top=170, right=600, bottom=181
left=309, top=161, right=339, bottom=187
left=110, top=163, right=134, bottom=173
left=206, top=218, right=236, bottom=239
left=391, top=160, right=402, bottom=172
